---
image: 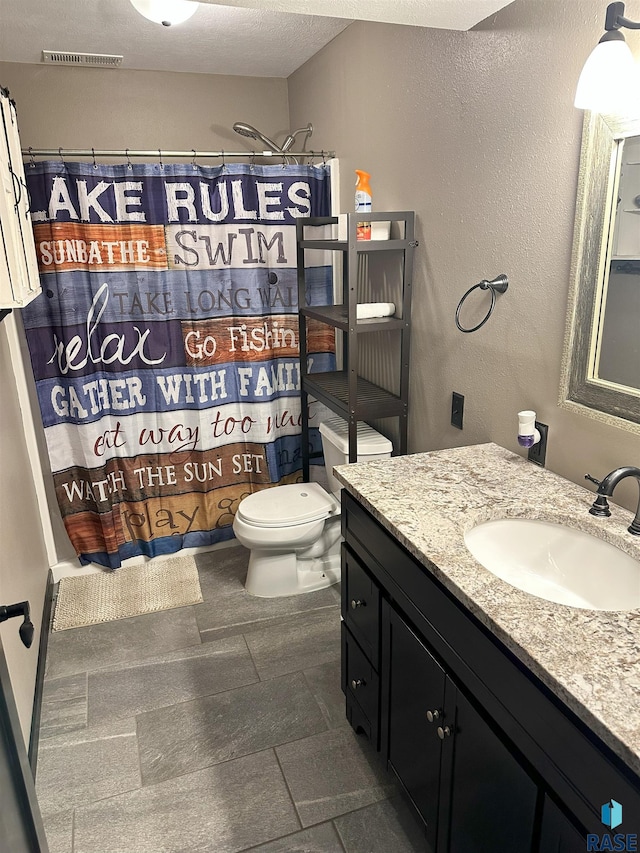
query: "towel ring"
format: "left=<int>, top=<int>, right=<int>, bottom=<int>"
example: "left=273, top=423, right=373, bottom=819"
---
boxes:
left=455, top=274, right=509, bottom=333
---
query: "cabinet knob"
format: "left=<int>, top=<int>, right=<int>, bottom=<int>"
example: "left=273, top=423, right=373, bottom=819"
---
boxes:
left=350, top=599, right=366, bottom=610
left=351, top=678, right=366, bottom=690
left=437, top=725, right=452, bottom=740
left=426, top=709, right=441, bottom=723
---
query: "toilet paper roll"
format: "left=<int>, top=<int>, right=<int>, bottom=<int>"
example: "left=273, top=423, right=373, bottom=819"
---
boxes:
left=356, top=302, right=396, bottom=320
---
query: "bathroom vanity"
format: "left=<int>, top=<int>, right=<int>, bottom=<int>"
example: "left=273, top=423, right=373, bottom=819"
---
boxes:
left=335, top=443, right=640, bottom=852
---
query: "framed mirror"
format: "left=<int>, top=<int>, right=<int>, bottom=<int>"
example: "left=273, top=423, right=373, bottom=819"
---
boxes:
left=560, top=108, right=640, bottom=433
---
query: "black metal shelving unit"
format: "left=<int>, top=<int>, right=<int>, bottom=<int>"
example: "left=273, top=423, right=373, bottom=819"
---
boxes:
left=296, top=211, right=416, bottom=480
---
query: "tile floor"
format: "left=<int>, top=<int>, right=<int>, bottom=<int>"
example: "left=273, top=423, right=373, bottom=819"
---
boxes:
left=36, top=544, right=428, bottom=853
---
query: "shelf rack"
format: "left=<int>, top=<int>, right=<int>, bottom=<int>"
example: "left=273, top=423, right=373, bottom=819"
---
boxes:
left=296, top=211, right=416, bottom=480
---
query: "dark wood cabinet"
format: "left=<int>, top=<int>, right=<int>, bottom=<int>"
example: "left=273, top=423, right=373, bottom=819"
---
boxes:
left=538, top=797, right=587, bottom=853
left=442, top=685, right=537, bottom=853
left=341, top=546, right=382, bottom=746
left=340, top=490, right=640, bottom=853
left=385, top=602, right=537, bottom=853
left=386, top=605, right=445, bottom=848
left=342, top=546, right=380, bottom=666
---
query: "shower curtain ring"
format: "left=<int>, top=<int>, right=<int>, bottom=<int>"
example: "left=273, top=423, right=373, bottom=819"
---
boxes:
left=220, top=149, right=226, bottom=171
left=58, top=147, right=64, bottom=164
left=191, top=149, right=197, bottom=170
left=125, top=148, right=132, bottom=170
left=158, top=149, right=164, bottom=169
left=250, top=150, right=256, bottom=171
left=281, top=153, right=287, bottom=169
left=28, top=147, right=35, bottom=168
left=92, top=148, right=97, bottom=169
left=321, top=150, right=327, bottom=167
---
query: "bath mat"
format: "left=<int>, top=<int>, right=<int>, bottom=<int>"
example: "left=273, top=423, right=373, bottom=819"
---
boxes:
left=52, top=555, right=203, bottom=631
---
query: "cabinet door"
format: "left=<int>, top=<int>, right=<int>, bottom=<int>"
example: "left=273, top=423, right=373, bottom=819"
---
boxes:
left=440, top=684, right=538, bottom=853
left=387, top=606, right=446, bottom=850
left=538, top=796, right=586, bottom=853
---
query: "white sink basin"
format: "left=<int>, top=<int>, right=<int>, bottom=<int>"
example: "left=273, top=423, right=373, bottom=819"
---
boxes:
left=464, top=518, right=640, bottom=611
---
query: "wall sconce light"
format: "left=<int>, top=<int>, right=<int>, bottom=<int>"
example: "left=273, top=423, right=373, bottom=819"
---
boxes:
left=129, top=0, right=199, bottom=27
left=575, top=2, right=640, bottom=112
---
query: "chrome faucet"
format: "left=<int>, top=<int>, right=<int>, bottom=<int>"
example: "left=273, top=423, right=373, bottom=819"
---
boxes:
left=585, top=467, right=640, bottom=535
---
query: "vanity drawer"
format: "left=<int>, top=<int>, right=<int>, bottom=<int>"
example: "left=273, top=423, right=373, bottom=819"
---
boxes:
left=341, top=543, right=380, bottom=668
left=342, top=622, right=379, bottom=745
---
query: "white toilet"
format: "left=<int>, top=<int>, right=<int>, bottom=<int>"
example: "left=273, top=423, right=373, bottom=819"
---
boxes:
left=233, top=416, right=393, bottom=597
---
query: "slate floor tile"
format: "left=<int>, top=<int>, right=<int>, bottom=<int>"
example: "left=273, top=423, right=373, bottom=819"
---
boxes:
left=37, top=547, right=405, bottom=853
left=42, top=810, right=74, bottom=853
left=243, top=822, right=345, bottom=852
left=244, top=608, right=341, bottom=681
left=137, top=670, right=327, bottom=785
left=276, top=727, right=394, bottom=827
left=303, top=659, right=348, bottom=730
left=45, top=606, right=201, bottom=679
left=88, top=634, right=258, bottom=725
left=334, top=797, right=429, bottom=853
left=36, top=717, right=140, bottom=816
left=194, top=545, right=340, bottom=640
left=73, top=749, right=300, bottom=853
left=39, top=672, right=87, bottom=740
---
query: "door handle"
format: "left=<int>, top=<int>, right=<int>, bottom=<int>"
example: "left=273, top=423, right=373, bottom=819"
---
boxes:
left=0, top=601, right=34, bottom=648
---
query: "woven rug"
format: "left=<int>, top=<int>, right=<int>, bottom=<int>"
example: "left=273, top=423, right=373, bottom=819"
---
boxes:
left=52, top=555, right=203, bottom=631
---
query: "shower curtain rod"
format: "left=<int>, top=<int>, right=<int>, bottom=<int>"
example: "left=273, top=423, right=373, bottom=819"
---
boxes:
left=21, top=147, right=335, bottom=161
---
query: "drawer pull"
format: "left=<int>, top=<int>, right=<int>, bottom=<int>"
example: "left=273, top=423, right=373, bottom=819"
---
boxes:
left=437, top=725, right=452, bottom=740
left=426, top=709, right=441, bottom=723
left=351, top=599, right=366, bottom=609
left=351, top=678, right=366, bottom=690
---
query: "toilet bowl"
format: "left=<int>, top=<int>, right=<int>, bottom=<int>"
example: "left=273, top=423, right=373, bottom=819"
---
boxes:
left=233, top=416, right=393, bottom=597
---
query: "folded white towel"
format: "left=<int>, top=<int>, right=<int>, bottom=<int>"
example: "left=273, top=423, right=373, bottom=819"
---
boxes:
left=356, top=302, right=396, bottom=320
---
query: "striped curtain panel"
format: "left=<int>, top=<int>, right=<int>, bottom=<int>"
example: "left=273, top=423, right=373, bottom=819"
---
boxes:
left=22, top=161, right=334, bottom=568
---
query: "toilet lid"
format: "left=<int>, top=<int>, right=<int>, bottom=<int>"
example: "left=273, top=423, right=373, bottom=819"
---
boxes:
left=236, top=483, right=338, bottom=528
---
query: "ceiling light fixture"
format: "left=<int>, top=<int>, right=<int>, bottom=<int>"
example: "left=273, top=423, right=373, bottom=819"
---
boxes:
left=129, top=0, right=199, bottom=27
left=575, top=2, right=640, bottom=112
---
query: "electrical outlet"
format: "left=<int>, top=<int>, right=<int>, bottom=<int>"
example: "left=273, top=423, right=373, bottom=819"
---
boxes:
left=528, top=422, right=548, bottom=467
left=451, top=392, right=464, bottom=430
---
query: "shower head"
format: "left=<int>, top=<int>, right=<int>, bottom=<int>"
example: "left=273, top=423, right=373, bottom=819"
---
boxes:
left=281, top=124, right=313, bottom=153
left=232, top=122, right=283, bottom=152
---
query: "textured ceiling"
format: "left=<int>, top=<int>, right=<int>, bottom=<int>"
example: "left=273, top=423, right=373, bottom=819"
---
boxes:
left=198, top=0, right=514, bottom=30
left=0, top=0, right=514, bottom=78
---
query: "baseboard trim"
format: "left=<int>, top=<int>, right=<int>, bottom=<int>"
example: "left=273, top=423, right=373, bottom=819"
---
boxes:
left=28, top=569, right=54, bottom=777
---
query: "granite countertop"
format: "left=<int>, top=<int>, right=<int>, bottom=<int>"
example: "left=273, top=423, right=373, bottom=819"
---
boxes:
left=334, top=442, right=640, bottom=777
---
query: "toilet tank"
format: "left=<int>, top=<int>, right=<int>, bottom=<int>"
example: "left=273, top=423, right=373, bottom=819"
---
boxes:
left=319, top=416, right=393, bottom=498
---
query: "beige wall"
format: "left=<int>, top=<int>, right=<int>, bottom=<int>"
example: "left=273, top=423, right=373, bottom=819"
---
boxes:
left=289, top=0, right=640, bottom=511
left=0, top=63, right=290, bottom=156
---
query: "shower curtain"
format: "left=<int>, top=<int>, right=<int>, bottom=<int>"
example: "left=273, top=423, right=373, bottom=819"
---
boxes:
left=22, top=161, right=334, bottom=568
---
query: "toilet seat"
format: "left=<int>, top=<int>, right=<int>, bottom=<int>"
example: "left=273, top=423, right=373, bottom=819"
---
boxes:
left=235, top=482, right=339, bottom=528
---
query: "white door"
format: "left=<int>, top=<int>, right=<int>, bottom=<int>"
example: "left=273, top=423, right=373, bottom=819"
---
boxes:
left=0, top=632, right=49, bottom=852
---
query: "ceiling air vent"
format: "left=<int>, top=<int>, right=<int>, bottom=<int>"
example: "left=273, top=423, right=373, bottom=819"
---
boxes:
left=41, top=51, right=123, bottom=68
